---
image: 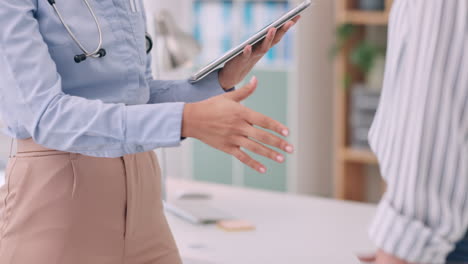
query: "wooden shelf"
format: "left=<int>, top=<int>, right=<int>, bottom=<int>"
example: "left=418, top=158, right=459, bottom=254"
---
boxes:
left=336, top=0, right=393, bottom=25
left=342, top=148, right=378, bottom=164
left=338, top=10, right=390, bottom=25
left=333, top=0, right=393, bottom=201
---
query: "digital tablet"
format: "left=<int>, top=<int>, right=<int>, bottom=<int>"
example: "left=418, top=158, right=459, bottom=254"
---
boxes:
left=189, top=0, right=312, bottom=83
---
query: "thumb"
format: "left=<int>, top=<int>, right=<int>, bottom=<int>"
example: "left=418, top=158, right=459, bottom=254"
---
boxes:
left=357, top=253, right=376, bottom=263
left=225, top=76, right=258, bottom=102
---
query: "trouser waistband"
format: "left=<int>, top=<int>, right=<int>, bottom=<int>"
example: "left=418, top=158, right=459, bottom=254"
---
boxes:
left=10, top=138, right=68, bottom=157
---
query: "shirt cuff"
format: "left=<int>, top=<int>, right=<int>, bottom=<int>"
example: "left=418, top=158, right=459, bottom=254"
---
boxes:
left=125, top=102, right=185, bottom=150
left=224, top=87, right=235, bottom=92
left=148, top=69, right=232, bottom=104
left=369, top=199, right=454, bottom=263
left=193, top=69, right=234, bottom=95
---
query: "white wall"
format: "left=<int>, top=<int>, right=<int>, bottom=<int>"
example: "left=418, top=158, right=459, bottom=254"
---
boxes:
left=289, top=0, right=334, bottom=196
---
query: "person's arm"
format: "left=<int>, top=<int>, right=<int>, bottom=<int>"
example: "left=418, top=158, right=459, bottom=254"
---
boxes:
left=366, top=1, right=468, bottom=263
left=0, top=0, right=186, bottom=157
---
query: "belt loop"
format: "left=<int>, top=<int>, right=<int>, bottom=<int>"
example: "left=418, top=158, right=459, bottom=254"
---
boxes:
left=8, top=138, right=17, bottom=158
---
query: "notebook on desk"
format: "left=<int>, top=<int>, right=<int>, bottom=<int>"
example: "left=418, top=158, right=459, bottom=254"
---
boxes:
left=164, top=200, right=232, bottom=225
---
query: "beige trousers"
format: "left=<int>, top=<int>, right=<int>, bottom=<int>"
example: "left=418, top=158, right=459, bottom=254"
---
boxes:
left=0, top=139, right=182, bottom=264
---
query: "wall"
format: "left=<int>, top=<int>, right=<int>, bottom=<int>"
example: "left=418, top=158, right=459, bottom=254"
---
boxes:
left=289, top=0, right=334, bottom=196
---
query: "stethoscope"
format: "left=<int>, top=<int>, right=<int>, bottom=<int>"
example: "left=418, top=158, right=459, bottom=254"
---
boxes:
left=47, top=0, right=153, bottom=63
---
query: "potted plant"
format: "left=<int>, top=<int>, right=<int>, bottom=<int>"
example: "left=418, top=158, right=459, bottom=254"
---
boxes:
left=330, top=24, right=386, bottom=90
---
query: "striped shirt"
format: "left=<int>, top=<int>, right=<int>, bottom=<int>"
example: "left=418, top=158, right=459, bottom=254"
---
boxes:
left=368, top=0, right=468, bottom=263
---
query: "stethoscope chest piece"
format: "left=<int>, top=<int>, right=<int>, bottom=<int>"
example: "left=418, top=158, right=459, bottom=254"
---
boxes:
left=74, top=48, right=107, bottom=63
left=48, top=0, right=106, bottom=63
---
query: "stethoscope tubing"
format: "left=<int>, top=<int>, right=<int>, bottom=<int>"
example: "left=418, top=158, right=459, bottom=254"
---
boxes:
left=49, top=0, right=104, bottom=59
left=145, top=33, right=153, bottom=56
left=47, top=0, right=153, bottom=63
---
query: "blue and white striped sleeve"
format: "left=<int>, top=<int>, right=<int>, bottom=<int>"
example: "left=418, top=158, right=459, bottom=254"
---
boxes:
left=368, top=0, right=468, bottom=263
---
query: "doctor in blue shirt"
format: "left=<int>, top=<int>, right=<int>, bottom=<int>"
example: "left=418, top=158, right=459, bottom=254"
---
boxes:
left=0, top=0, right=298, bottom=263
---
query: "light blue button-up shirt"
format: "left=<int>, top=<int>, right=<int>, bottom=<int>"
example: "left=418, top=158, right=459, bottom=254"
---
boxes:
left=0, top=0, right=226, bottom=157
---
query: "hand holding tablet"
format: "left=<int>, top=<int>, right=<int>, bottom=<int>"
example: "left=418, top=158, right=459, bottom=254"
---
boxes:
left=190, top=0, right=312, bottom=84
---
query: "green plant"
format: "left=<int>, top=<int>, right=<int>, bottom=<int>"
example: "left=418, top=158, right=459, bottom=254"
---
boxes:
left=329, top=23, right=356, bottom=59
left=330, top=24, right=385, bottom=89
left=350, top=41, right=384, bottom=76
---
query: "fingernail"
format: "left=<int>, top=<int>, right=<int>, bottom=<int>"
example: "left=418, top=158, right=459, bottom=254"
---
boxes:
left=276, top=155, right=284, bottom=163
left=281, top=129, right=289, bottom=137
left=259, top=167, right=266, bottom=174
left=285, top=145, right=294, bottom=154
left=250, top=76, right=257, bottom=84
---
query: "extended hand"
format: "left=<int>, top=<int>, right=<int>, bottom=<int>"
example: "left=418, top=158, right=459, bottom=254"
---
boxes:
left=182, top=77, right=294, bottom=173
left=218, top=16, right=301, bottom=90
left=358, top=250, right=410, bottom=264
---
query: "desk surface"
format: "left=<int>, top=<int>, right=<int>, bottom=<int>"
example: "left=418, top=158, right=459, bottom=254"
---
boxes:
left=166, top=179, right=377, bottom=264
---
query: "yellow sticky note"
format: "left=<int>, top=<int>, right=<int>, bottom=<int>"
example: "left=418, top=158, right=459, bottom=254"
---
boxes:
left=217, top=220, right=256, bottom=232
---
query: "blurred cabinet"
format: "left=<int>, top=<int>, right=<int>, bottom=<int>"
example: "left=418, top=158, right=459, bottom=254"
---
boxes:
left=333, top=0, right=393, bottom=201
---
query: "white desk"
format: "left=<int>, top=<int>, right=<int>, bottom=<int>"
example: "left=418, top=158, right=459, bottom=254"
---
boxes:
left=166, top=179, right=377, bottom=264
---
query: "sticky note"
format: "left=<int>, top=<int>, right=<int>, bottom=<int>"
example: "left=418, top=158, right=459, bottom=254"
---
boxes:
left=217, top=220, right=256, bottom=232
